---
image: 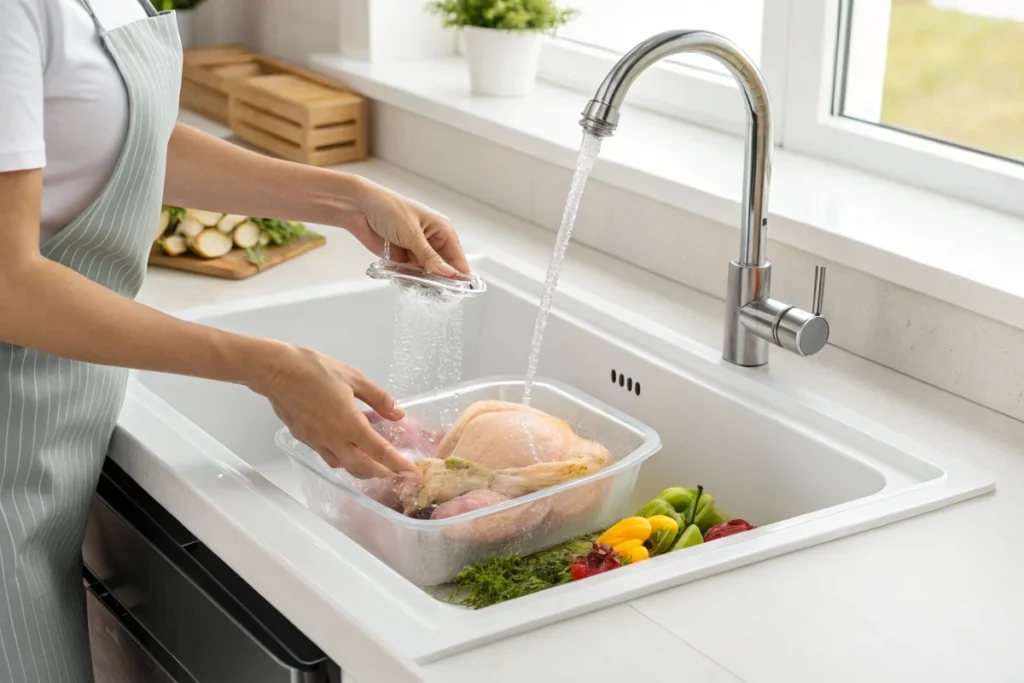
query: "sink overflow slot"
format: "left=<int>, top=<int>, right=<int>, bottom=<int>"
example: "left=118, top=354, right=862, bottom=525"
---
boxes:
left=610, top=369, right=641, bottom=396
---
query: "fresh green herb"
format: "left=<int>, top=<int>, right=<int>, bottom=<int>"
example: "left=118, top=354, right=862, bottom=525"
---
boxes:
left=165, top=205, right=187, bottom=227
left=245, top=245, right=268, bottom=265
left=426, top=0, right=576, bottom=33
left=249, top=217, right=308, bottom=246
left=449, top=531, right=602, bottom=608
left=153, top=0, right=206, bottom=10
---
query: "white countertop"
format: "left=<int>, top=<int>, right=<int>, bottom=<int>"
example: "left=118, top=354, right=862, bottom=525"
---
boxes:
left=135, top=113, right=1024, bottom=683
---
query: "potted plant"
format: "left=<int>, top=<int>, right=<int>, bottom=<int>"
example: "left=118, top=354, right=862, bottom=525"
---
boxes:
left=427, top=0, right=576, bottom=96
left=154, top=0, right=207, bottom=50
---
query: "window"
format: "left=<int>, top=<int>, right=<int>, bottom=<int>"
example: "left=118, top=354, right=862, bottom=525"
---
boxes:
left=533, top=0, right=1024, bottom=216
left=838, top=0, right=1024, bottom=163
left=536, top=1, right=773, bottom=136
left=784, top=0, right=1024, bottom=216
left=558, top=1, right=764, bottom=72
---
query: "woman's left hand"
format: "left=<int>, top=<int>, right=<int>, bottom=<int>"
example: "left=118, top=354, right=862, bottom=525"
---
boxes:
left=342, top=176, right=471, bottom=277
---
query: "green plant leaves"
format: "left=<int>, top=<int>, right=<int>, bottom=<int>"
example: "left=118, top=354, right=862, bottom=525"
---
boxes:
left=426, top=0, right=576, bottom=32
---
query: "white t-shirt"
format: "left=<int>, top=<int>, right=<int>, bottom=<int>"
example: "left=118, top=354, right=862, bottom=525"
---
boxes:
left=0, top=0, right=150, bottom=243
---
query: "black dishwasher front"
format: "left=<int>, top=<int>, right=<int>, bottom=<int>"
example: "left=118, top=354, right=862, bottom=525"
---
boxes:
left=83, top=459, right=341, bottom=683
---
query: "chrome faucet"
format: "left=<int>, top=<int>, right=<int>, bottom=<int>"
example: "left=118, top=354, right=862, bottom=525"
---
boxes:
left=579, top=30, right=829, bottom=367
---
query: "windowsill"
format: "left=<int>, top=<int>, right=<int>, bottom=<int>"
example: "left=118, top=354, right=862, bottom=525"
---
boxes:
left=310, top=54, right=1024, bottom=331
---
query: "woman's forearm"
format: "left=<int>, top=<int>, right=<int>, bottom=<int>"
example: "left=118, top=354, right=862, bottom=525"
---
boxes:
left=164, top=122, right=366, bottom=224
left=0, top=252, right=283, bottom=391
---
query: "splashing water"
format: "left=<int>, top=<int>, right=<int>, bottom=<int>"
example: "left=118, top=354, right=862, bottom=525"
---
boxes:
left=385, top=283, right=466, bottom=442
left=522, top=133, right=603, bottom=406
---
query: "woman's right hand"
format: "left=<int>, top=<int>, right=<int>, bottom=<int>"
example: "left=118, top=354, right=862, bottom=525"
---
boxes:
left=252, top=343, right=418, bottom=480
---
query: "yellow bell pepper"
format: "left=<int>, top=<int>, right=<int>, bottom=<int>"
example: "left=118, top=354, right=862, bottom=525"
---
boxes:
left=611, top=539, right=645, bottom=554
left=647, top=514, right=680, bottom=535
left=622, top=544, right=650, bottom=563
left=597, top=517, right=652, bottom=547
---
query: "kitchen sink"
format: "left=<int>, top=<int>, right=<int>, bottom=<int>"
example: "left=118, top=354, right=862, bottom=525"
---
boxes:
left=120, top=256, right=992, bottom=664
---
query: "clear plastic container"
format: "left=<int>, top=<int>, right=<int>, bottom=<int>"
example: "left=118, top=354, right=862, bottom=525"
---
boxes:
left=274, top=376, right=661, bottom=585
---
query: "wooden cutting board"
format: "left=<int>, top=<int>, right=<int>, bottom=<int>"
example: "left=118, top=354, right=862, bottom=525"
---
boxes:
left=147, top=232, right=326, bottom=280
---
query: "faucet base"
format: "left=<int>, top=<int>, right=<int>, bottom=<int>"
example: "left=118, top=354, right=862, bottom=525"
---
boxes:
left=724, top=260, right=771, bottom=367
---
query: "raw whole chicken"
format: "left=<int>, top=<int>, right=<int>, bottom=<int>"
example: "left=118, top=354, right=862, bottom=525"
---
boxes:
left=396, top=400, right=613, bottom=519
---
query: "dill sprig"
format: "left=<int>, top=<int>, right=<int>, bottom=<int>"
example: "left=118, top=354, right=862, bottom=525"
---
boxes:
left=449, top=532, right=602, bottom=609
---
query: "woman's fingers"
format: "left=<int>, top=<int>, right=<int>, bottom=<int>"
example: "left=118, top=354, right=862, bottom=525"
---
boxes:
left=410, top=232, right=458, bottom=278
left=429, top=222, right=471, bottom=276
left=314, top=444, right=343, bottom=468
left=351, top=373, right=404, bottom=421
left=319, top=439, right=392, bottom=479
left=355, top=427, right=418, bottom=475
left=343, top=444, right=396, bottom=480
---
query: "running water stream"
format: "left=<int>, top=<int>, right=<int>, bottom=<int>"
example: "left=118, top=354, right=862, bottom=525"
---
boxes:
left=521, top=133, right=603, bottom=406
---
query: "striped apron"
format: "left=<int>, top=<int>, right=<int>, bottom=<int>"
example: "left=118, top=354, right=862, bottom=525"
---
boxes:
left=0, top=2, right=180, bottom=681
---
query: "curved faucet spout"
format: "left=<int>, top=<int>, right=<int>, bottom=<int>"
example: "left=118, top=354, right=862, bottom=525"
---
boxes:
left=579, top=30, right=828, bottom=368
left=579, top=30, right=772, bottom=267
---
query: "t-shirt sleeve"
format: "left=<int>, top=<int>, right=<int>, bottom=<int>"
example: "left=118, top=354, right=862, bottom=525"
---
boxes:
left=0, top=0, right=47, bottom=172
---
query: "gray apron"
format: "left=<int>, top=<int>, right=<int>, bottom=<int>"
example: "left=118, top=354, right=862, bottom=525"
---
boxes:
left=0, top=2, right=181, bottom=681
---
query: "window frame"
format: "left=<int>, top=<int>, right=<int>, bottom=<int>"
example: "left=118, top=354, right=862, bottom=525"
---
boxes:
left=533, top=1, right=795, bottom=143
left=781, top=0, right=1024, bottom=217
left=531, top=0, right=1024, bottom=218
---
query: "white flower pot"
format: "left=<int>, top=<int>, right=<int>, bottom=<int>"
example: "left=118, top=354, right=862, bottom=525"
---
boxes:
left=462, top=26, right=542, bottom=97
left=176, top=8, right=195, bottom=51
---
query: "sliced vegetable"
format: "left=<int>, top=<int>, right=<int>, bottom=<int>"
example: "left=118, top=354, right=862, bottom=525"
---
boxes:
left=157, top=209, right=170, bottom=237
left=157, top=234, right=187, bottom=256
left=232, top=221, right=261, bottom=248
left=670, top=524, right=704, bottom=552
left=704, top=519, right=755, bottom=542
left=596, top=517, right=652, bottom=548
left=187, top=229, right=233, bottom=259
left=186, top=208, right=222, bottom=227
left=166, top=205, right=187, bottom=226
left=257, top=231, right=271, bottom=246
left=175, top=218, right=204, bottom=238
left=217, top=213, right=247, bottom=234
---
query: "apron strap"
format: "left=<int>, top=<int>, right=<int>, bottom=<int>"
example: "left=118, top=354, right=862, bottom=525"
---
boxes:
left=138, top=0, right=159, bottom=18
left=75, top=0, right=103, bottom=32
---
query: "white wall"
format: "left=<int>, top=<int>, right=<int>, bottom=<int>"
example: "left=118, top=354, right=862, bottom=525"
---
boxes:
left=191, top=0, right=452, bottom=65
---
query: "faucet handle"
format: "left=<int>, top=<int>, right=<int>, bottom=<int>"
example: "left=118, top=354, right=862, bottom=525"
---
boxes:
left=773, top=265, right=830, bottom=356
left=811, top=265, right=826, bottom=316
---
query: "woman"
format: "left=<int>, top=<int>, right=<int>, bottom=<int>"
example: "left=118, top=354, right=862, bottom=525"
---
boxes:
left=0, top=1, right=469, bottom=680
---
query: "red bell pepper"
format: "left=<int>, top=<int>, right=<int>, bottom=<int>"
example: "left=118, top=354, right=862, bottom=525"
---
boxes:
left=704, top=519, right=756, bottom=542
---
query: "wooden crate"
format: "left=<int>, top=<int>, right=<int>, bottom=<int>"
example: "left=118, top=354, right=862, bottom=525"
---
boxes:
left=181, top=45, right=260, bottom=123
left=228, top=73, right=369, bottom=166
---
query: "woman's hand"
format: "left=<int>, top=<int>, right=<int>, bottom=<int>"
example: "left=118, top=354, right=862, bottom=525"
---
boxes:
left=341, top=177, right=471, bottom=278
left=252, top=343, right=418, bottom=479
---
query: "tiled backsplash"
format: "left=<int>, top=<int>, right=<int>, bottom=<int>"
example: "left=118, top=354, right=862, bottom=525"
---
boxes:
left=371, top=102, right=1024, bottom=422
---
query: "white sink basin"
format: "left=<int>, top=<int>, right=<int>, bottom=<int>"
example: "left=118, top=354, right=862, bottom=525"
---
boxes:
left=120, top=256, right=993, bottom=665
